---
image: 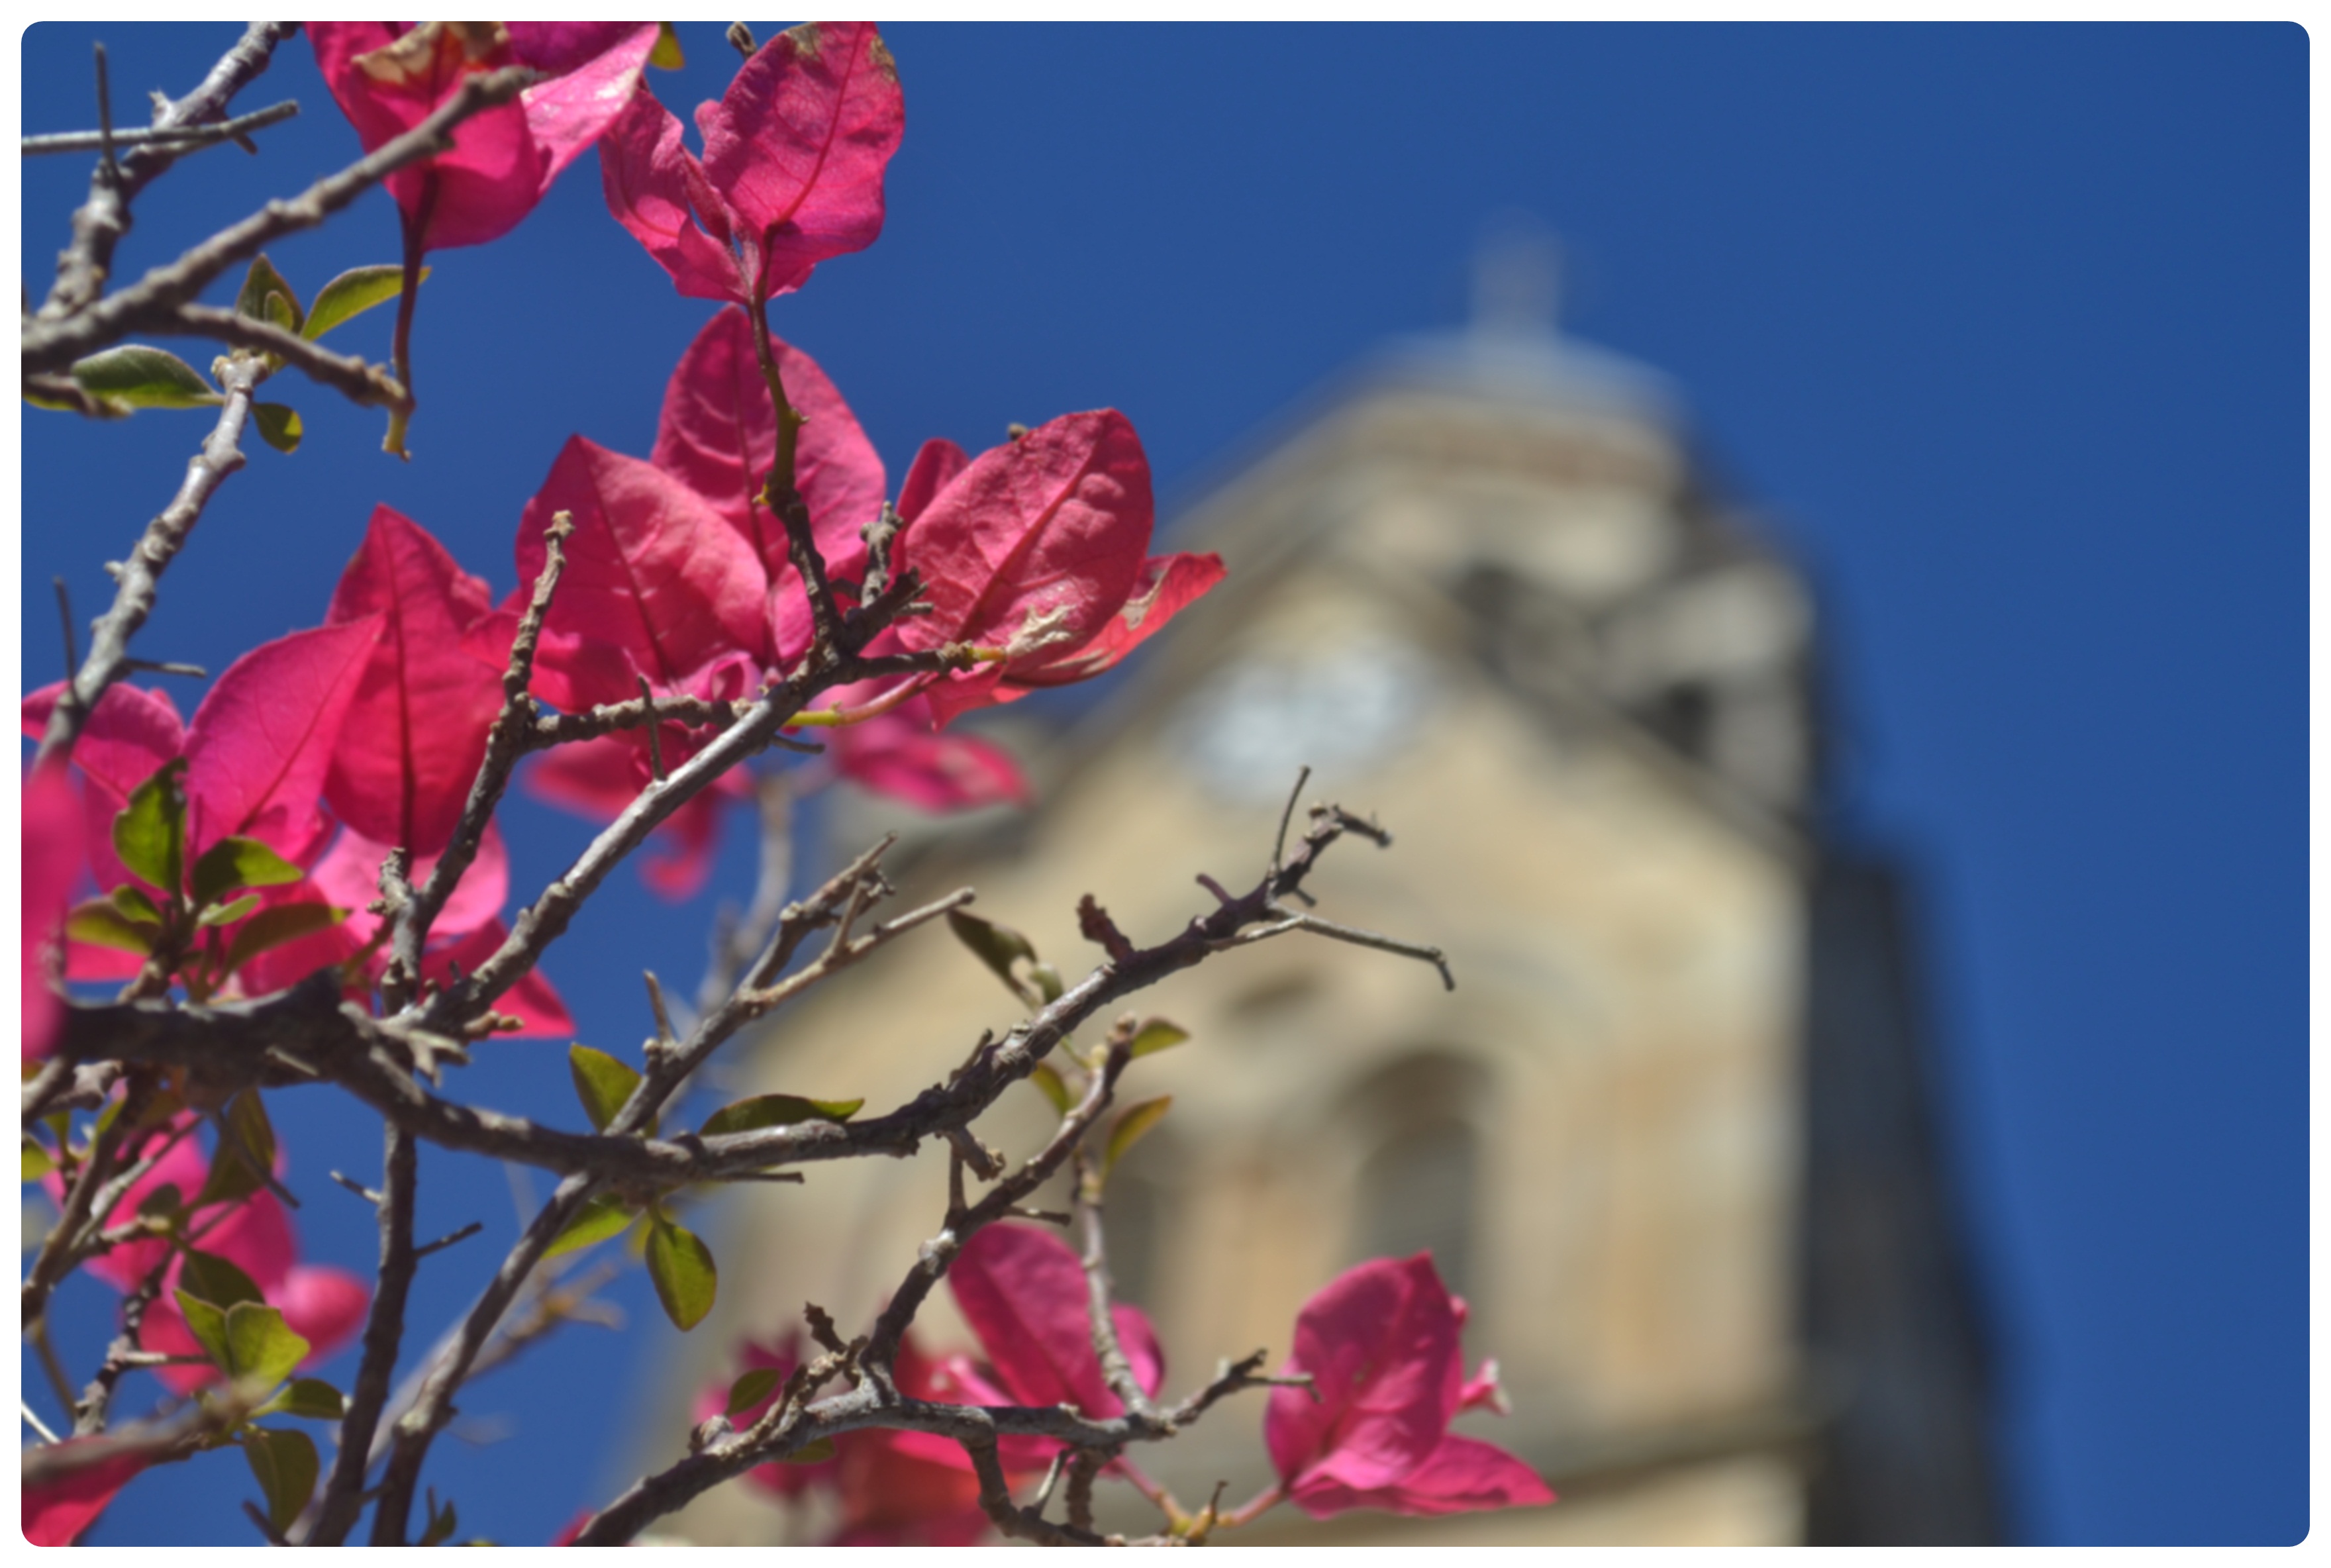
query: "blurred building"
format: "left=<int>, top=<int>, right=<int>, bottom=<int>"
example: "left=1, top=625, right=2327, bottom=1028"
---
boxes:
left=651, top=246, right=2000, bottom=1545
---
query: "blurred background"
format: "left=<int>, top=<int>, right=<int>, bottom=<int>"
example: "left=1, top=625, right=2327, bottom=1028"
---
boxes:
left=19, top=22, right=2305, bottom=1546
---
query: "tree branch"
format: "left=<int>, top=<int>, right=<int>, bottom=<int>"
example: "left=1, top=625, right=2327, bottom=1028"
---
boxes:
left=23, top=64, right=534, bottom=376
left=301, top=1122, right=418, bottom=1545
left=33, top=22, right=299, bottom=322
left=157, top=305, right=407, bottom=409
left=30, top=353, right=262, bottom=774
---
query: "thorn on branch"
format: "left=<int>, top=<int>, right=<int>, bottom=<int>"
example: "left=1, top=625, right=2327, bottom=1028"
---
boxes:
left=120, top=658, right=206, bottom=677
left=413, top=1220, right=483, bottom=1259
left=1076, top=894, right=1136, bottom=965
left=726, top=21, right=756, bottom=58
left=52, top=577, right=77, bottom=677
left=330, top=1171, right=384, bottom=1206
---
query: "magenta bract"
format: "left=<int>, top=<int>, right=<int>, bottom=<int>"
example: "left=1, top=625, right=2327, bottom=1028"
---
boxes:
left=1265, top=1253, right=1553, bottom=1520
left=603, top=21, right=903, bottom=306
left=309, top=22, right=660, bottom=252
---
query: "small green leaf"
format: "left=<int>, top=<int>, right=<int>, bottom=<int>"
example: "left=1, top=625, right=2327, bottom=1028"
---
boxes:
left=781, top=1437, right=837, bottom=1464
left=946, top=908, right=1041, bottom=1006
left=113, top=759, right=188, bottom=896
left=644, top=1214, right=718, bottom=1331
left=191, top=835, right=305, bottom=906
left=1103, top=1096, right=1173, bottom=1178
left=134, top=1181, right=184, bottom=1219
left=176, top=1288, right=233, bottom=1369
left=419, top=1490, right=460, bottom=1547
left=544, top=1193, right=638, bottom=1259
left=725, top=1366, right=783, bottom=1417
left=225, top=1301, right=309, bottom=1389
left=1028, top=1061, right=1073, bottom=1115
left=1128, top=1020, right=1190, bottom=1059
left=21, top=1139, right=56, bottom=1182
left=196, top=1091, right=277, bottom=1209
left=255, top=1377, right=346, bottom=1421
left=220, top=902, right=346, bottom=977
left=109, top=884, right=165, bottom=925
left=699, top=1093, right=863, bottom=1137
left=1028, top=961, right=1064, bottom=1004
left=179, top=1247, right=266, bottom=1310
left=252, top=402, right=302, bottom=454
left=66, top=899, right=158, bottom=955
left=197, top=893, right=262, bottom=928
left=243, top=1426, right=320, bottom=1535
left=303, top=264, right=423, bottom=340
left=568, top=1045, right=642, bottom=1132
left=650, top=21, right=685, bottom=68
left=235, top=254, right=306, bottom=333
left=70, top=345, right=222, bottom=411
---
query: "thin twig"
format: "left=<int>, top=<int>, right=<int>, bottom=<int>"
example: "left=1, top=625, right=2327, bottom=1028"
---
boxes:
left=303, top=1123, right=418, bottom=1545
left=25, top=64, right=534, bottom=375
left=23, top=99, right=297, bottom=156
left=159, top=304, right=407, bottom=409
left=36, top=23, right=300, bottom=322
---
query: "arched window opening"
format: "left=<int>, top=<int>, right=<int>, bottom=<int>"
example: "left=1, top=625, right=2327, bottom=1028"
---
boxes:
left=1340, top=1052, right=1489, bottom=1299
left=1354, top=1115, right=1480, bottom=1298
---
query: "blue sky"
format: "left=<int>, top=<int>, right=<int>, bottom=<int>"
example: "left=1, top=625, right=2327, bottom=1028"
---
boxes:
left=20, top=23, right=2306, bottom=1546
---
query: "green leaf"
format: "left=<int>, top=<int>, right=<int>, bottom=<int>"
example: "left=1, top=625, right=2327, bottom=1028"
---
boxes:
left=197, top=893, right=262, bottom=928
left=302, top=264, right=422, bottom=340
left=725, top=1366, right=783, bottom=1417
left=1103, top=1096, right=1173, bottom=1178
left=196, top=1091, right=277, bottom=1209
left=191, top=836, right=305, bottom=906
left=781, top=1437, right=837, bottom=1464
left=21, top=1138, right=56, bottom=1182
left=419, top=1490, right=460, bottom=1547
left=66, top=899, right=158, bottom=956
left=252, top=402, right=303, bottom=454
left=568, top=1045, right=642, bottom=1132
left=946, top=908, right=1041, bottom=1006
left=650, top=21, right=685, bottom=68
left=1028, top=961, right=1064, bottom=1004
left=70, top=344, right=222, bottom=411
left=1028, top=1061, right=1073, bottom=1115
left=134, top=1181, right=184, bottom=1219
left=1128, top=1019, right=1190, bottom=1059
left=113, top=758, right=187, bottom=895
left=543, top=1193, right=638, bottom=1259
left=175, top=1287, right=233, bottom=1369
left=698, top=1093, right=863, bottom=1137
left=109, top=884, right=165, bottom=925
left=220, top=902, right=346, bottom=978
left=179, top=1247, right=266, bottom=1310
left=644, top=1214, right=717, bottom=1332
left=225, top=1301, right=309, bottom=1389
left=243, top=1426, right=320, bottom=1535
left=234, top=254, right=306, bottom=333
left=255, top=1377, right=345, bottom=1421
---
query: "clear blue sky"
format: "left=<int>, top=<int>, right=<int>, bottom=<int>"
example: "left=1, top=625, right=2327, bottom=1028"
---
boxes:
left=21, top=23, right=2305, bottom=1546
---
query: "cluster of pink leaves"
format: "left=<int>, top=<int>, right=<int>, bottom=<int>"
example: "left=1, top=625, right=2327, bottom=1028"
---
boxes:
left=699, top=1229, right=1546, bottom=1543
left=21, top=512, right=570, bottom=1043
left=24, top=1127, right=370, bottom=1546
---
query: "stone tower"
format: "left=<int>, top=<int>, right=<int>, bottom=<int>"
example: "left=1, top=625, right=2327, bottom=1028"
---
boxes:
left=648, top=270, right=1999, bottom=1545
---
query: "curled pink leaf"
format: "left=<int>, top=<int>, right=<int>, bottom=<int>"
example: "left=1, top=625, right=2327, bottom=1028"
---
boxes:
left=603, top=22, right=903, bottom=306
left=895, top=437, right=969, bottom=524
left=1265, top=1253, right=1550, bottom=1520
